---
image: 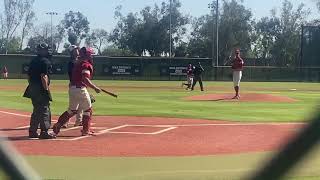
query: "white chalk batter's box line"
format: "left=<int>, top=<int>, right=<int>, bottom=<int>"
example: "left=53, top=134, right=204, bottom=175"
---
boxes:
left=107, top=124, right=177, bottom=135
left=0, top=110, right=306, bottom=141
left=53, top=124, right=178, bottom=141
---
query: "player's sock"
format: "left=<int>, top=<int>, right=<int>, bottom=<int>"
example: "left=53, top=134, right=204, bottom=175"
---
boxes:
left=57, top=111, right=74, bottom=125
left=81, top=115, right=92, bottom=134
left=235, top=86, right=239, bottom=96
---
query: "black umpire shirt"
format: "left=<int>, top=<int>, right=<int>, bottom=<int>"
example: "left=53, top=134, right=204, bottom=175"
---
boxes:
left=193, top=65, right=204, bottom=77
left=28, top=56, right=52, bottom=85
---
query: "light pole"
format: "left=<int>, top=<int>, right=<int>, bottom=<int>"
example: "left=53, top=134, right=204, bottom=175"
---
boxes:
left=46, top=12, right=58, bottom=52
left=215, top=0, right=219, bottom=67
left=208, top=0, right=219, bottom=67
left=169, top=0, right=172, bottom=58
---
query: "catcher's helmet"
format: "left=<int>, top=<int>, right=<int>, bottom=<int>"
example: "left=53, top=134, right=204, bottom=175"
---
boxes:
left=79, top=47, right=95, bottom=58
left=68, top=45, right=78, bottom=52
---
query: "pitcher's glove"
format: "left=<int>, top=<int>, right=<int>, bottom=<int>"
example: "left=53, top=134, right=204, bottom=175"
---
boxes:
left=90, top=94, right=96, bottom=103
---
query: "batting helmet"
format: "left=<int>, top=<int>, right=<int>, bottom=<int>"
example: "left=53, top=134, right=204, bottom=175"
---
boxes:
left=79, top=47, right=95, bottom=58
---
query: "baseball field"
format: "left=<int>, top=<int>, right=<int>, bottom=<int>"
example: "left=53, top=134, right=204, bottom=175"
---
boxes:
left=1, top=79, right=320, bottom=180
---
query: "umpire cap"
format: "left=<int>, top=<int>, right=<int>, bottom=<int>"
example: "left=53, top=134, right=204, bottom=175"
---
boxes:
left=37, top=43, right=52, bottom=57
left=37, top=43, right=49, bottom=50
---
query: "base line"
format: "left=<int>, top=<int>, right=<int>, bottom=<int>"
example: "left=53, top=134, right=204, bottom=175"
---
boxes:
left=0, top=111, right=30, bottom=118
left=127, top=122, right=305, bottom=127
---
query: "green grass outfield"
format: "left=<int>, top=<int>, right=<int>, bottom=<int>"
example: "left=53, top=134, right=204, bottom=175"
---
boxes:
left=0, top=79, right=320, bottom=122
left=1, top=79, right=320, bottom=179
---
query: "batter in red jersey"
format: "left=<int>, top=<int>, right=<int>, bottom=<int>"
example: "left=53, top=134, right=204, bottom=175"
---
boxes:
left=232, top=49, right=244, bottom=99
left=52, top=47, right=101, bottom=136
left=181, top=63, right=194, bottom=90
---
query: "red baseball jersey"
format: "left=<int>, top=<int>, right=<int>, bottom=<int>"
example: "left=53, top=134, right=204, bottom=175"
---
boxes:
left=186, top=65, right=193, bottom=76
left=2, top=66, right=7, bottom=73
left=70, top=60, right=93, bottom=87
left=232, top=57, right=244, bottom=71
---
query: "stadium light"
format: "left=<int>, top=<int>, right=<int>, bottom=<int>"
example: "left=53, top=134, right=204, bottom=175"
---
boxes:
left=169, top=0, right=172, bottom=58
left=46, top=12, right=58, bottom=52
left=208, top=0, right=219, bottom=67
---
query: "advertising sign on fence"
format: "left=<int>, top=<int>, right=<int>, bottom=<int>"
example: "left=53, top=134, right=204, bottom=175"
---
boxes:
left=22, top=64, right=64, bottom=74
left=160, top=66, right=187, bottom=76
left=103, top=65, right=142, bottom=76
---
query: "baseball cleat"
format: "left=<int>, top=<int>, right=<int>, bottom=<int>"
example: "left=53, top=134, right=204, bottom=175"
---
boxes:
left=81, top=130, right=96, bottom=136
left=28, top=132, right=39, bottom=139
left=74, top=121, right=83, bottom=127
left=232, top=95, right=240, bottom=99
left=61, top=123, right=68, bottom=128
left=39, top=132, right=56, bottom=139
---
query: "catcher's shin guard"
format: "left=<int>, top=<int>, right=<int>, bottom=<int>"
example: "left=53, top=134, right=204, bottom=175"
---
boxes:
left=81, top=115, right=92, bottom=135
left=81, top=108, right=93, bottom=135
left=53, top=111, right=74, bottom=134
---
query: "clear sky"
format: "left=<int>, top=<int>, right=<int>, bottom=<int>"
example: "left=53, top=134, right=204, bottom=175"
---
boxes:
left=28, top=0, right=319, bottom=32
left=0, top=0, right=318, bottom=32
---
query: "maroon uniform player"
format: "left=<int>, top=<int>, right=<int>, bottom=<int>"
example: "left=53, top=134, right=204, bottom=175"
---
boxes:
left=52, top=47, right=101, bottom=136
left=2, top=66, right=8, bottom=79
left=232, top=49, right=244, bottom=99
left=181, top=63, right=194, bottom=90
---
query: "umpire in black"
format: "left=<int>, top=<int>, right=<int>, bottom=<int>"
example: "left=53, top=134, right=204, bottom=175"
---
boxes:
left=191, top=62, right=205, bottom=91
left=23, top=43, right=55, bottom=139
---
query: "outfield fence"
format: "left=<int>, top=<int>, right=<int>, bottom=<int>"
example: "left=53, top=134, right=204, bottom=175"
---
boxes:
left=1, top=54, right=320, bottom=82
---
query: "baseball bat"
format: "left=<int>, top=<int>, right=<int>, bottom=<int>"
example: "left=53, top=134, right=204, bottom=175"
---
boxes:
left=101, top=89, right=118, bottom=98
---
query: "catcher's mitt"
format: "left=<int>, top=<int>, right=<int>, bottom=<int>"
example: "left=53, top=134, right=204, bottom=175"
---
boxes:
left=90, top=94, right=96, bottom=103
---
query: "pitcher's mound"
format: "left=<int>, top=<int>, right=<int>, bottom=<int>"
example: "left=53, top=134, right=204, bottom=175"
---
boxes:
left=185, top=93, right=297, bottom=103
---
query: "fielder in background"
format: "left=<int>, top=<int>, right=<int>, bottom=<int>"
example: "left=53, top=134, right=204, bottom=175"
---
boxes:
left=191, top=62, right=205, bottom=91
left=23, top=43, right=55, bottom=139
left=52, top=47, right=101, bottom=137
left=231, top=49, right=244, bottom=99
left=181, top=63, right=194, bottom=90
left=2, top=66, right=8, bottom=79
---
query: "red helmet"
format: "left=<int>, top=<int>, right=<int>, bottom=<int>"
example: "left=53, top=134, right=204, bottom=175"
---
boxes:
left=79, top=47, right=95, bottom=58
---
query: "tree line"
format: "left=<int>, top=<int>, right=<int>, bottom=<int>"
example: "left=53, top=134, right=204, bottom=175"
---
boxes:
left=0, top=0, right=318, bottom=66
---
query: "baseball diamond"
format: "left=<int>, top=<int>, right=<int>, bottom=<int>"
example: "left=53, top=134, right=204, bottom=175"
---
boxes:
left=0, top=80, right=320, bottom=180
left=1, top=1, right=320, bottom=179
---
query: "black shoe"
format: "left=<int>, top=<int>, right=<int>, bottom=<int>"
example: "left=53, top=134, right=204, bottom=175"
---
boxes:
left=39, top=132, right=56, bottom=139
left=28, top=132, right=39, bottom=139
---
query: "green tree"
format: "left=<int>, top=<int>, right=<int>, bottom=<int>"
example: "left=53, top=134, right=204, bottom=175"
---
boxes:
left=6, top=36, right=21, bottom=53
left=110, top=6, right=148, bottom=56
left=252, top=10, right=281, bottom=59
left=218, top=0, right=253, bottom=64
left=252, top=0, right=309, bottom=66
left=59, top=11, right=90, bottom=45
left=19, top=0, right=35, bottom=50
left=111, top=0, right=189, bottom=56
left=101, top=45, right=135, bottom=56
left=188, top=0, right=253, bottom=63
left=85, top=29, right=109, bottom=55
left=1, top=0, right=35, bottom=54
left=188, top=15, right=212, bottom=58
left=27, top=23, right=64, bottom=53
left=174, top=42, right=188, bottom=57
